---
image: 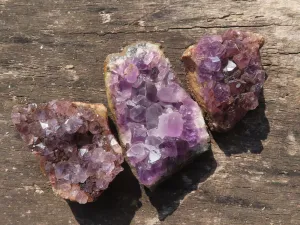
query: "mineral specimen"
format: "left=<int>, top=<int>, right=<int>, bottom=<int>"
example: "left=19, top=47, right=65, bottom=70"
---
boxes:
left=182, top=29, right=265, bottom=132
left=105, top=42, right=210, bottom=187
left=11, top=100, right=123, bottom=203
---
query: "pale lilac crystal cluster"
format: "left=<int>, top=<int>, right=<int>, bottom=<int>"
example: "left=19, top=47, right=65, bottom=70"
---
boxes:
left=184, top=29, right=265, bottom=131
left=11, top=101, right=123, bottom=203
left=106, top=42, right=210, bottom=187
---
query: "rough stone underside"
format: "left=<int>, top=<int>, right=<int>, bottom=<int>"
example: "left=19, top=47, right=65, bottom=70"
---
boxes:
left=11, top=100, right=123, bottom=203
left=183, top=29, right=266, bottom=132
left=106, top=42, right=210, bottom=187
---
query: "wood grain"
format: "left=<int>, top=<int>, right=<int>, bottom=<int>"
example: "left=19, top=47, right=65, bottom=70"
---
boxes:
left=1, top=0, right=300, bottom=224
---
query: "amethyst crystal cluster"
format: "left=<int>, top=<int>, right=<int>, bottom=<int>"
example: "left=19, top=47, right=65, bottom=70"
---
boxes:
left=182, top=29, right=265, bottom=132
left=105, top=42, right=210, bottom=187
left=11, top=101, right=123, bottom=203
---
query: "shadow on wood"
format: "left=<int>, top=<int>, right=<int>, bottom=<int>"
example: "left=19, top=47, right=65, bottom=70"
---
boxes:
left=145, top=149, right=217, bottom=221
left=68, top=162, right=142, bottom=225
left=212, top=90, right=270, bottom=156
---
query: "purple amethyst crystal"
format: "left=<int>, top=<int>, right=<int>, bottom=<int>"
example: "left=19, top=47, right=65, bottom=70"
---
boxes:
left=11, top=101, right=123, bottom=203
left=105, top=42, right=210, bottom=187
left=182, top=29, right=265, bottom=132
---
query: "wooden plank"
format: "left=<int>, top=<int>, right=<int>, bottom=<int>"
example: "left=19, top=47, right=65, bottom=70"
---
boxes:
left=1, top=0, right=300, bottom=224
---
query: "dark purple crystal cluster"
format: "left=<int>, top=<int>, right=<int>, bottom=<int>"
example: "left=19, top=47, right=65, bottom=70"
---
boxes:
left=12, top=101, right=123, bottom=203
left=183, top=29, right=265, bottom=131
left=106, top=42, right=210, bottom=186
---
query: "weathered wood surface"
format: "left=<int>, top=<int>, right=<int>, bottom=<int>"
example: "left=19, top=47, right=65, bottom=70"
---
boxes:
left=1, top=0, right=300, bottom=224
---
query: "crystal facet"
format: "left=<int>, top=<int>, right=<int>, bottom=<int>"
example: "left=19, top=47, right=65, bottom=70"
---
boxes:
left=106, top=42, right=210, bottom=187
left=182, top=29, right=265, bottom=131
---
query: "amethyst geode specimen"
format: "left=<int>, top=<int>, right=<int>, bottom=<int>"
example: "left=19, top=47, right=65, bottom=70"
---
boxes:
left=11, top=101, right=123, bottom=203
left=182, top=29, right=265, bottom=132
left=105, top=42, right=210, bottom=187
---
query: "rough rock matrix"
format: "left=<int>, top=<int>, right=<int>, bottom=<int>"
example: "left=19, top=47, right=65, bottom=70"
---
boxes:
left=182, top=29, right=265, bottom=132
left=105, top=42, right=210, bottom=187
left=12, top=100, right=123, bottom=203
